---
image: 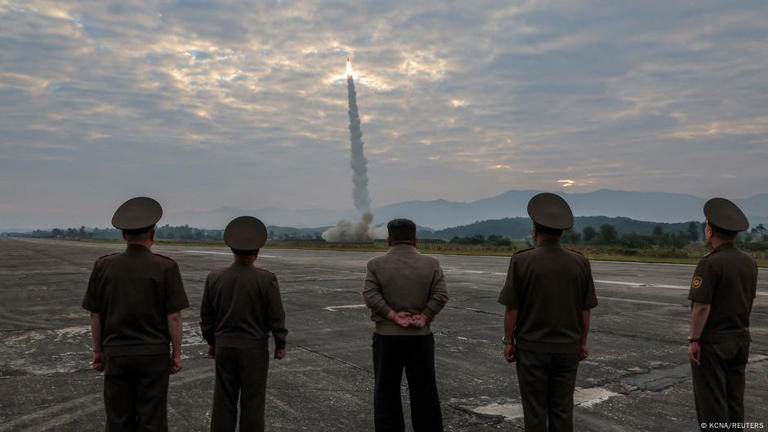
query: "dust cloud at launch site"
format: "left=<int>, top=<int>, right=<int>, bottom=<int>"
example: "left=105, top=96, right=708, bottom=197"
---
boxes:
left=322, top=60, right=387, bottom=243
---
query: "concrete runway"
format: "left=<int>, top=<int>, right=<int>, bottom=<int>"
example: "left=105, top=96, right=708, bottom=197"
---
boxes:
left=1, top=237, right=766, bottom=431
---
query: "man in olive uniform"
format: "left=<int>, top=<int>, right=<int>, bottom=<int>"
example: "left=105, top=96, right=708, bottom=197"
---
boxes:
left=687, top=198, right=757, bottom=430
left=363, top=218, right=449, bottom=432
left=82, top=197, right=190, bottom=432
left=200, top=216, right=288, bottom=432
left=498, top=193, right=598, bottom=432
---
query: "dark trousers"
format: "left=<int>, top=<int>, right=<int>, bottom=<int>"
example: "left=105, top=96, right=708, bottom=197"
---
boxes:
left=691, top=340, right=749, bottom=430
left=211, top=345, right=270, bottom=432
left=515, top=349, right=580, bottom=432
left=104, top=354, right=170, bottom=432
left=372, top=333, right=443, bottom=432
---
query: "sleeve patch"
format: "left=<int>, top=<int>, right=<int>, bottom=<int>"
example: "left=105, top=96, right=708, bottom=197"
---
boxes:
left=691, top=276, right=703, bottom=289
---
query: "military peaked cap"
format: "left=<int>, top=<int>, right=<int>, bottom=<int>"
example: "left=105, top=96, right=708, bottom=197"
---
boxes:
left=704, top=198, right=749, bottom=232
left=112, top=197, right=162, bottom=231
left=224, top=216, right=268, bottom=250
left=527, top=193, right=574, bottom=230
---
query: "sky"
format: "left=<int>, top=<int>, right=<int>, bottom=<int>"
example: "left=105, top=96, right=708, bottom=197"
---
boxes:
left=1, top=0, right=767, bottom=228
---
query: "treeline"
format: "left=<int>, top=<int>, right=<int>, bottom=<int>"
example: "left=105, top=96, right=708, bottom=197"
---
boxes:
left=6, top=221, right=768, bottom=251
left=267, top=226, right=325, bottom=241
left=10, top=225, right=224, bottom=241
left=430, top=216, right=709, bottom=241
left=448, top=234, right=512, bottom=246
left=4, top=224, right=327, bottom=242
left=442, top=222, right=768, bottom=250
left=564, top=223, right=699, bottom=248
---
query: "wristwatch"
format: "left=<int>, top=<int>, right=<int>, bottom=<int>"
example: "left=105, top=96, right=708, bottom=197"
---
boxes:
left=687, top=336, right=701, bottom=343
left=501, top=337, right=514, bottom=345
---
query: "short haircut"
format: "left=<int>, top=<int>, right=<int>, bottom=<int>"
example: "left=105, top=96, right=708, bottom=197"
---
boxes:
left=708, top=223, right=737, bottom=240
left=122, top=225, right=154, bottom=242
left=387, top=218, right=417, bottom=242
left=231, top=248, right=258, bottom=257
left=534, top=223, right=563, bottom=237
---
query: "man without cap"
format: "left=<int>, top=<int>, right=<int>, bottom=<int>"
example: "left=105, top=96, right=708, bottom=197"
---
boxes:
left=82, top=197, right=189, bottom=431
left=363, top=218, right=449, bottom=432
left=687, top=198, right=758, bottom=430
left=498, top=193, right=597, bottom=432
left=200, top=216, right=288, bottom=432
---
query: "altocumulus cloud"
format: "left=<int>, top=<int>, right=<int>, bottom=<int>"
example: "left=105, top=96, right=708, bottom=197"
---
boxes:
left=0, top=0, right=767, bottom=228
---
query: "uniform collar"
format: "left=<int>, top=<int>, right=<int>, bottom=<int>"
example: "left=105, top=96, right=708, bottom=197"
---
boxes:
left=124, top=244, right=151, bottom=255
left=714, top=242, right=736, bottom=251
left=387, top=244, right=419, bottom=254
left=535, top=239, right=561, bottom=248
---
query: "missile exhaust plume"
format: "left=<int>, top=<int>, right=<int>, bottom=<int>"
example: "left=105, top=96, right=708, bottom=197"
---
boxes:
left=322, top=59, right=385, bottom=242
left=346, top=59, right=371, bottom=212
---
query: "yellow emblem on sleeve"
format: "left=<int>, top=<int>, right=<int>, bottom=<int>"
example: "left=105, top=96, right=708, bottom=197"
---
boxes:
left=691, top=276, right=703, bottom=289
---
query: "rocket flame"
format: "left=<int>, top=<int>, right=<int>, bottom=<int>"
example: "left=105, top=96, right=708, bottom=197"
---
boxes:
left=346, top=59, right=353, bottom=77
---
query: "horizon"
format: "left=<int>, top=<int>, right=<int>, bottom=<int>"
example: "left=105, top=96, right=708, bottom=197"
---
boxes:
left=3, top=186, right=767, bottom=231
left=3, top=187, right=767, bottom=232
left=2, top=213, right=712, bottom=234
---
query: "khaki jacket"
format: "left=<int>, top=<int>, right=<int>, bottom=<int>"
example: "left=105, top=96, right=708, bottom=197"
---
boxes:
left=363, top=244, right=448, bottom=335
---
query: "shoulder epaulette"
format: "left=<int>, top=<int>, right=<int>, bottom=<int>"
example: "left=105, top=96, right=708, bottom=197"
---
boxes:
left=254, top=266, right=276, bottom=276
left=97, top=252, right=119, bottom=260
left=513, top=247, right=534, bottom=255
left=566, top=248, right=585, bottom=256
left=704, top=249, right=720, bottom=258
left=151, top=252, right=177, bottom=262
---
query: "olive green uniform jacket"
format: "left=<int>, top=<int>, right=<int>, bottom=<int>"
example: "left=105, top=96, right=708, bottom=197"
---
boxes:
left=688, top=243, right=758, bottom=426
left=498, top=241, right=598, bottom=353
left=497, top=241, right=597, bottom=432
left=82, top=244, right=189, bottom=432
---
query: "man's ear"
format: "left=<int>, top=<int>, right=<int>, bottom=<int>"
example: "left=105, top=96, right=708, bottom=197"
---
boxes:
left=149, top=229, right=155, bottom=242
left=413, top=236, right=418, bottom=247
left=121, top=231, right=127, bottom=241
left=387, top=237, right=393, bottom=246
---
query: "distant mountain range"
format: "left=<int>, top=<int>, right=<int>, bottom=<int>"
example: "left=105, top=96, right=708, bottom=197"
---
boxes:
left=166, top=189, right=768, bottom=230
left=426, top=216, right=701, bottom=241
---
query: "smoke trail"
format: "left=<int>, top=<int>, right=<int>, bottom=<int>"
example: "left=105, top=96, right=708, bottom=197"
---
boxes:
left=322, top=60, right=385, bottom=242
left=347, top=71, right=371, bottom=212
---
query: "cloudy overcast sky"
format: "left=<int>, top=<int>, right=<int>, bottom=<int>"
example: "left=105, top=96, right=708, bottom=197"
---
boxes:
left=1, top=0, right=767, bottom=228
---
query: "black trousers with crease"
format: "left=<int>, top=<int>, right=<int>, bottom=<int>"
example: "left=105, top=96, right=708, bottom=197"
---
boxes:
left=372, top=333, right=443, bottom=432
